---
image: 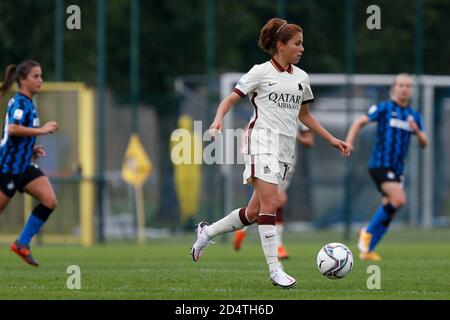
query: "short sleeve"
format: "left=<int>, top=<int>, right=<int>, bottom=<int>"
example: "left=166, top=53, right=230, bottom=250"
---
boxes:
left=366, top=102, right=386, bottom=122
left=233, top=65, right=261, bottom=97
left=8, top=98, right=30, bottom=125
left=301, top=75, right=314, bottom=105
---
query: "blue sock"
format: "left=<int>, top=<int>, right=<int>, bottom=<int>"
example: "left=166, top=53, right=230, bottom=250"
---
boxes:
left=366, top=204, right=397, bottom=251
left=18, top=214, right=45, bottom=246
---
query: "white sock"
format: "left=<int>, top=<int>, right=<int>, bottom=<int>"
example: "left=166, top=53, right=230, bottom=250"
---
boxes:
left=206, top=208, right=245, bottom=238
left=258, top=220, right=281, bottom=272
left=276, top=223, right=284, bottom=247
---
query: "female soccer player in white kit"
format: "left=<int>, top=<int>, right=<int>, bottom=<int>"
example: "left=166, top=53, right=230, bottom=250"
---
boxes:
left=191, top=18, right=351, bottom=288
left=233, top=122, right=314, bottom=259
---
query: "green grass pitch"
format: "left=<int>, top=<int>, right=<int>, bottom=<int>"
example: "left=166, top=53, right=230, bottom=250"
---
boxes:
left=0, top=229, right=449, bottom=300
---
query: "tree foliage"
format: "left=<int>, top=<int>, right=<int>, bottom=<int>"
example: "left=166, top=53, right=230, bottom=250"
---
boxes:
left=0, top=0, right=449, bottom=104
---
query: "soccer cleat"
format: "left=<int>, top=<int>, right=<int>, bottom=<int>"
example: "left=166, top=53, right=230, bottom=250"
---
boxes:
left=357, top=228, right=372, bottom=253
left=191, top=222, right=214, bottom=262
left=270, top=266, right=297, bottom=289
left=277, top=245, right=290, bottom=260
left=233, top=229, right=247, bottom=251
left=359, top=251, right=382, bottom=261
left=10, top=240, right=39, bottom=267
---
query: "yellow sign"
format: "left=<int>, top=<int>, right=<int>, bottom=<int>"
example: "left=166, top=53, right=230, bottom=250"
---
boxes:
left=122, top=134, right=152, bottom=186
left=171, top=115, right=202, bottom=223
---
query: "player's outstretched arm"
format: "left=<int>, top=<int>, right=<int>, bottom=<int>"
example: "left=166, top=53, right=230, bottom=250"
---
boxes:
left=8, top=121, right=58, bottom=137
left=345, top=115, right=370, bottom=150
left=209, top=92, right=242, bottom=137
left=299, top=104, right=350, bottom=157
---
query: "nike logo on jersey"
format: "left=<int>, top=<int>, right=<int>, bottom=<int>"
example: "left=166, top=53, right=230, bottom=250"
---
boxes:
left=265, top=234, right=276, bottom=239
left=268, top=82, right=276, bottom=86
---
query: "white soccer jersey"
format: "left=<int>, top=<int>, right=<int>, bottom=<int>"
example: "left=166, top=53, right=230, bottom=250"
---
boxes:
left=234, top=58, right=314, bottom=163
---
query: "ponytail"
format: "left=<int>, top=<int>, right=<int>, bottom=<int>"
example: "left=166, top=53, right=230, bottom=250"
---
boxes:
left=258, top=18, right=303, bottom=55
left=0, top=64, right=17, bottom=98
left=0, top=60, right=40, bottom=98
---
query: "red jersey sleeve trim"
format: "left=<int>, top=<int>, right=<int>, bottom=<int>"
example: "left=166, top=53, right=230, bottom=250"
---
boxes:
left=302, top=98, right=314, bottom=105
left=233, top=88, right=246, bottom=97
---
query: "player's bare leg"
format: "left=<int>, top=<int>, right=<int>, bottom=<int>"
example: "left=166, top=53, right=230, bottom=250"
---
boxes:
left=0, top=191, right=11, bottom=215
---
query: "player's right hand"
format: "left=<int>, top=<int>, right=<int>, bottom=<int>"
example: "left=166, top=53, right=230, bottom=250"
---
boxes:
left=42, top=121, right=58, bottom=134
left=330, top=138, right=351, bottom=157
left=345, top=141, right=355, bottom=151
left=209, top=118, right=223, bottom=140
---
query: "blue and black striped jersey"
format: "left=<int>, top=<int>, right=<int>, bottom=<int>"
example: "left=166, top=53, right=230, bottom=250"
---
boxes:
left=367, top=100, right=424, bottom=176
left=0, top=92, right=40, bottom=174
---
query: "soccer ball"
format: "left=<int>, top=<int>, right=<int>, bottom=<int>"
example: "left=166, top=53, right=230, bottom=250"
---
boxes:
left=316, top=242, right=353, bottom=279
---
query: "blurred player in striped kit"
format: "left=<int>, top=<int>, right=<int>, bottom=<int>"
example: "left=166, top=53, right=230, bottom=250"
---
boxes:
left=346, top=73, right=428, bottom=261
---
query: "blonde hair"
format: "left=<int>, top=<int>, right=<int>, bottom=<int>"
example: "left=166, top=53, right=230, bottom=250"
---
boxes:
left=389, top=73, right=414, bottom=100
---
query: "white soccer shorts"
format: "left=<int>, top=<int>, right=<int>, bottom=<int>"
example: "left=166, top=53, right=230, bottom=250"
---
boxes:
left=243, top=154, right=290, bottom=189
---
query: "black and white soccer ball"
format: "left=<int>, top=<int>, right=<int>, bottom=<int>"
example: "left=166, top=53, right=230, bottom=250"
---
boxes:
left=317, top=242, right=353, bottom=279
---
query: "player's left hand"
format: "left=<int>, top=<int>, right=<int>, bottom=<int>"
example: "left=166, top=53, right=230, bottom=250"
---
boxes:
left=32, top=145, right=46, bottom=159
left=330, top=138, right=351, bottom=157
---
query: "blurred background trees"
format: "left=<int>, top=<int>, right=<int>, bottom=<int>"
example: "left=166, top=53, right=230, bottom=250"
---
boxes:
left=1, top=0, right=449, bottom=104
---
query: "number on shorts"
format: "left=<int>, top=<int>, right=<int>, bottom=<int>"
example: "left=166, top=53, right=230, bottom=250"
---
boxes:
left=282, top=164, right=289, bottom=180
